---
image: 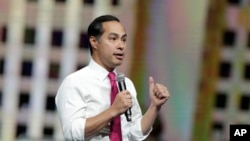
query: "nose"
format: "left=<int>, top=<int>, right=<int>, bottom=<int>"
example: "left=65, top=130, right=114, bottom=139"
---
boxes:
left=117, top=40, right=125, bottom=50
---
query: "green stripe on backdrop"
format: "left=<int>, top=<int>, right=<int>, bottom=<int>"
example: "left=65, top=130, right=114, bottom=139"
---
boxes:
left=130, top=0, right=150, bottom=113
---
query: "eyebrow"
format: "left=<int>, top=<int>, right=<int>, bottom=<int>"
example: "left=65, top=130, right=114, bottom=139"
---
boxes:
left=109, top=32, right=127, bottom=38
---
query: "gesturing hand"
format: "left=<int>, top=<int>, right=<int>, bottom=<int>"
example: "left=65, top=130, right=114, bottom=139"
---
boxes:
left=149, top=77, right=170, bottom=108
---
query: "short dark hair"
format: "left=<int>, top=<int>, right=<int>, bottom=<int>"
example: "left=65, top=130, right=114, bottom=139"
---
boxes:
left=87, top=15, right=120, bottom=55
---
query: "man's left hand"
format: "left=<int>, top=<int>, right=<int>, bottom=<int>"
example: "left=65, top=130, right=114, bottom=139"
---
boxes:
left=149, top=77, right=170, bottom=108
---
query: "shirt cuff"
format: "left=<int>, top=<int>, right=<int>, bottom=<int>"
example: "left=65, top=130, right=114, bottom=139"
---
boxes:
left=65, top=118, right=86, bottom=141
left=130, top=117, right=152, bottom=140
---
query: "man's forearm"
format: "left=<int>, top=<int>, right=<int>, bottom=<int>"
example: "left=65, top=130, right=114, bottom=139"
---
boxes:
left=141, top=104, right=159, bottom=135
left=85, top=108, right=117, bottom=138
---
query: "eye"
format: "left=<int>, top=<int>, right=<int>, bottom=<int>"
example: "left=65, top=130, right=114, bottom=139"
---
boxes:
left=122, top=38, right=127, bottom=42
left=110, top=37, right=117, bottom=41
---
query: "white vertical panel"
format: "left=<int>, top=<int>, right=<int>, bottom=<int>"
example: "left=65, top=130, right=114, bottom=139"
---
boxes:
left=1, top=0, right=25, bottom=141
left=27, top=0, right=54, bottom=138
left=59, top=0, right=81, bottom=78
left=93, top=0, right=111, bottom=18
left=55, top=0, right=81, bottom=140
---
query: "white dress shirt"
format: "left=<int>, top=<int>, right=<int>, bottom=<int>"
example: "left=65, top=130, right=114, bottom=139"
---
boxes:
left=55, top=58, right=151, bottom=141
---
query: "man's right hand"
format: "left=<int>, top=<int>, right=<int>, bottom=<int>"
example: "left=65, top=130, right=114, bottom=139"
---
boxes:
left=110, top=90, right=132, bottom=116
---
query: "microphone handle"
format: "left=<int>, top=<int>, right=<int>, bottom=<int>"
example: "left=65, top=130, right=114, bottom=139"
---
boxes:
left=118, top=81, right=132, bottom=122
left=125, top=108, right=132, bottom=121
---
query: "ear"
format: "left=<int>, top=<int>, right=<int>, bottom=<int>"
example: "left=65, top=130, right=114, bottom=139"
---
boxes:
left=89, top=36, right=98, bottom=50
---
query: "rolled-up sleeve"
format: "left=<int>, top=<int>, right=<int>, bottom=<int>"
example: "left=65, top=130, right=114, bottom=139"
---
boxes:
left=55, top=78, right=87, bottom=141
left=130, top=117, right=152, bottom=141
left=126, top=79, right=152, bottom=140
left=128, top=101, right=152, bottom=141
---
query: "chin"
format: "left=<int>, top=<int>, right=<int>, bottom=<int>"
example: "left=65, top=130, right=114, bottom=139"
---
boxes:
left=115, top=63, right=122, bottom=67
left=110, top=58, right=123, bottom=67
left=114, top=61, right=123, bottom=67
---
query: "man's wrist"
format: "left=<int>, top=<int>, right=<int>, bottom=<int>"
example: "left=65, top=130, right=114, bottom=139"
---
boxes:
left=107, top=107, right=119, bottom=118
left=150, top=103, right=162, bottom=112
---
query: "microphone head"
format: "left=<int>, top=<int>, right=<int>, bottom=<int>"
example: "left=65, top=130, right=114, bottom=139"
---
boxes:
left=116, top=73, right=125, bottom=82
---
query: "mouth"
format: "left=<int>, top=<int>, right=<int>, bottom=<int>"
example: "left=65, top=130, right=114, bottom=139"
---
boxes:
left=113, top=53, right=124, bottom=60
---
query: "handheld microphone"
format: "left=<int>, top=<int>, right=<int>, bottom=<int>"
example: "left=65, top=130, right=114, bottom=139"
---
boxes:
left=116, top=73, right=132, bottom=122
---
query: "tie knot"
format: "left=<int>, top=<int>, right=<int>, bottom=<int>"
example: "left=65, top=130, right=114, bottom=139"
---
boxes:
left=108, top=72, right=116, bottom=81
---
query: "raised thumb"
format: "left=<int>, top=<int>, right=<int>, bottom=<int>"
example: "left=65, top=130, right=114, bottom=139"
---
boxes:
left=149, top=76, right=155, bottom=92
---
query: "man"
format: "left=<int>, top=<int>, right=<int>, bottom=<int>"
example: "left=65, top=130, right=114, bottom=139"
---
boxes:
left=55, top=15, right=170, bottom=141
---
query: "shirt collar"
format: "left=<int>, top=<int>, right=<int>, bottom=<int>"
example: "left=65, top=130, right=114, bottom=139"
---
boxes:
left=88, top=58, right=117, bottom=81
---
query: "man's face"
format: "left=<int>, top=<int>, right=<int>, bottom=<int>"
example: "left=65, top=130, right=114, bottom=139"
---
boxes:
left=92, top=21, right=127, bottom=71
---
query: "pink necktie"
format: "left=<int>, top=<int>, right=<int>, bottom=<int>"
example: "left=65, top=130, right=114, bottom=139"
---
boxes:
left=108, top=72, right=122, bottom=141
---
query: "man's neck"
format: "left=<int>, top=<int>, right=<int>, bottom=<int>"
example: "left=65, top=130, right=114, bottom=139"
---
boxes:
left=91, top=57, right=115, bottom=72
